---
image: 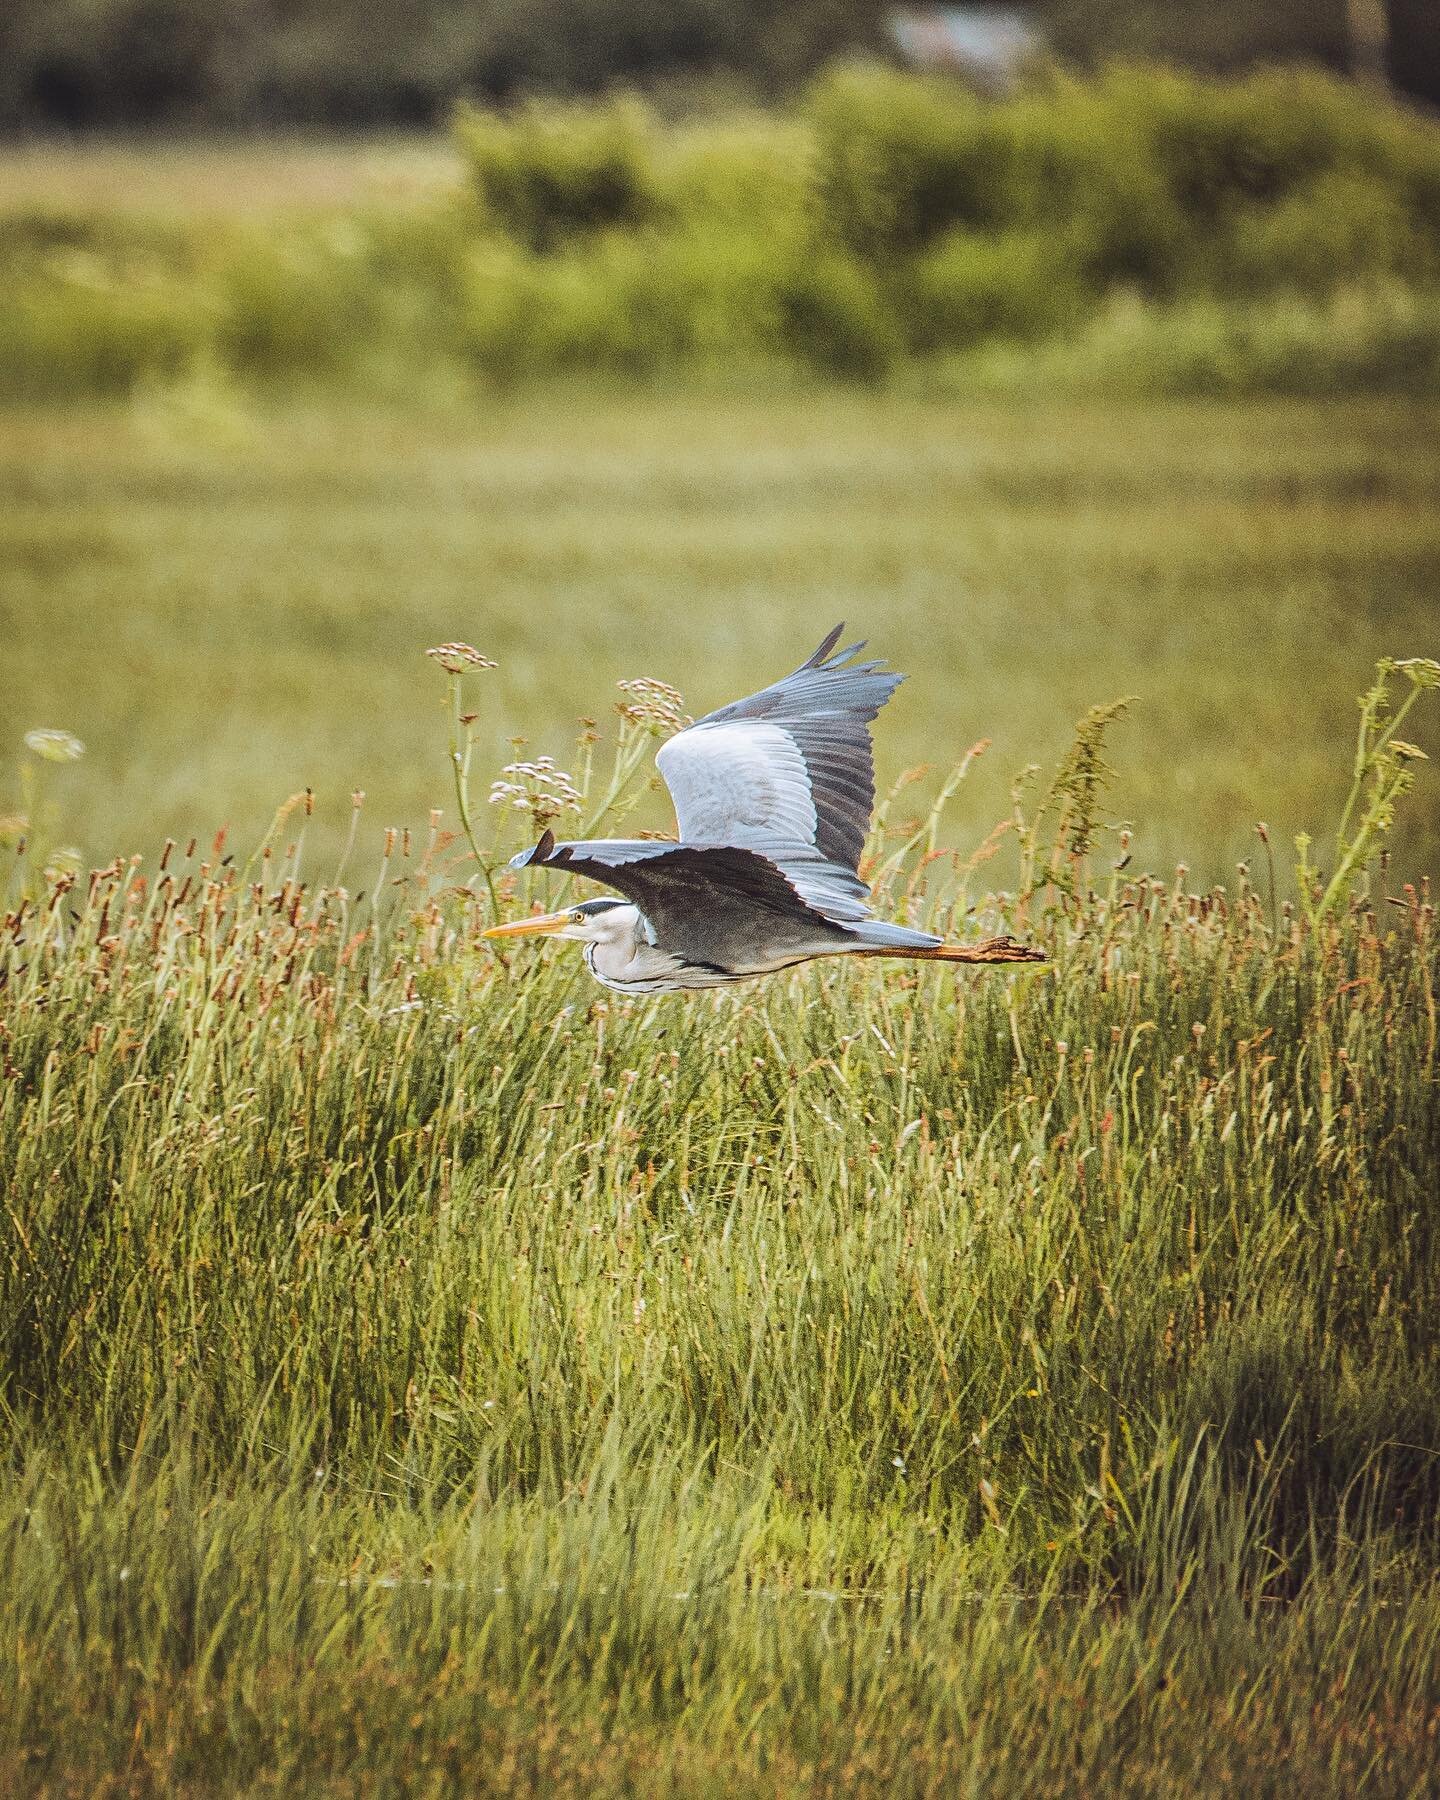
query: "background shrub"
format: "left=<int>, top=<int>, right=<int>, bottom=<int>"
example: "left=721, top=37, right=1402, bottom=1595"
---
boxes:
left=1136, top=66, right=1363, bottom=219
left=953, top=284, right=1440, bottom=399
left=988, top=84, right=1187, bottom=292
left=460, top=223, right=786, bottom=379
left=212, top=225, right=390, bottom=383
left=1221, top=169, right=1433, bottom=296
left=5, top=66, right=1440, bottom=399
left=1, top=269, right=205, bottom=401
left=0, top=209, right=208, bottom=400
left=654, top=116, right=814, bottom=237
left=807, top=64, right=1025, bottom=261
left=458, top=237, right=558, bottom=380
left=775, top=249, right=900, bottom=380
left=455, top=95, right=658, bottom=251
left=612, top=224, right=788, bottom=365
left=905, top=225, right=1087, bottom=350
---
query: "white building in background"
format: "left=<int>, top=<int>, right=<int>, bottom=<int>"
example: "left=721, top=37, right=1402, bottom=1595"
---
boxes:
left=888, top=7, right=1045, bottom=91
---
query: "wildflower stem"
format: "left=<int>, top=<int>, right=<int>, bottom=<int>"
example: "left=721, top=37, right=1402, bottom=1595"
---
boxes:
left=1332, top=677, right=1421, bottom=860
left=1316, top=668, right=1429, bottom=920
left=449, top=675, right=500, bottom=922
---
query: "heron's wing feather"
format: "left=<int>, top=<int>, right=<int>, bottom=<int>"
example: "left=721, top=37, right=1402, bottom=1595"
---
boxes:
left=655, top=624, right=902, bottom=873
left=516, top=835, right=862, bottom=969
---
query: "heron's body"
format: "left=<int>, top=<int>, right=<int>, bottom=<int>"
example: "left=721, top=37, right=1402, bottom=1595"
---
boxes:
left=572, top=902, right=819, bottom=993
left=484, top=626, right=1042, bottom=990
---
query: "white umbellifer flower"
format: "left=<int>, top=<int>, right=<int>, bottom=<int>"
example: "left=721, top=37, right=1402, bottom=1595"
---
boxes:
left=616, top=677, right=689, bottom=736
left=426, top=642, right=497, bottom=675
left=24, top=728, right=85, bottom=763
left=488, top=755, right=583, bottom=827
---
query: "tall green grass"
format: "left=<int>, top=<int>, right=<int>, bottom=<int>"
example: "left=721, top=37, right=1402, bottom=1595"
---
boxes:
left=2, top=654, right=1438, bottom=1792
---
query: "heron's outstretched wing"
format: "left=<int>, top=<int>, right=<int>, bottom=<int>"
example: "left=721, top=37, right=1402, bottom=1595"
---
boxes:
left=654, top=624, right=902, bottom=873
left=514, top=831, right=863, bottom=969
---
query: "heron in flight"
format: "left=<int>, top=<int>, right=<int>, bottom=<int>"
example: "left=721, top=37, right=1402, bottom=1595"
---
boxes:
left=483, top=625, right=1042, bottom=993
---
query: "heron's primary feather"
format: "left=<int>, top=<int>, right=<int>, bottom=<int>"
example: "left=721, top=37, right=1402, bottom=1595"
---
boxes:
left=655, top=624, right=902, bottom=873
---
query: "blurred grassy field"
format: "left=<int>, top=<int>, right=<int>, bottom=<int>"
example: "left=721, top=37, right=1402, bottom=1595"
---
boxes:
left=2, top=390, right=1438, bottom=888
left=0, top=132, right=457, bottom=216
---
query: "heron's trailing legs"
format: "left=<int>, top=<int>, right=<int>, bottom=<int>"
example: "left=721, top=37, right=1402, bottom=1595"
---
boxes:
left=860, top=935, right=1045, bottom=965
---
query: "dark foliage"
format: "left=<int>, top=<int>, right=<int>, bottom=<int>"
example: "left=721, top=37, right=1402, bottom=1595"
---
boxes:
left=0, top=0, right=1436, bottom=132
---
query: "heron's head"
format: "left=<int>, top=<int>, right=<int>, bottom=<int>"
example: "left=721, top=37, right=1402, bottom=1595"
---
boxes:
left=482, top=897, right=637, bottom=949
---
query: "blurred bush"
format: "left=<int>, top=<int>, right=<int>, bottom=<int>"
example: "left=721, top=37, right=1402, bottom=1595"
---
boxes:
left=656, top=118, right=813, bottom=234
left=949, top=284, right=1440, bottom=399
left=4, top=65, right=1440, bottom=401
left=777, top=251, right=900, bottom=380
left=808, top=65, right=1023, bottom=259
left=3, top=270, right=205, bottom=401
left=214, top=227, right=384, bottom=382
left=0, top=209, right=209, bottom=400
left=1222, top=169, right=1432, bottom=296
left=456, top=96, right=658, bottom=249
left=905, top=227, right=1086, bottom=350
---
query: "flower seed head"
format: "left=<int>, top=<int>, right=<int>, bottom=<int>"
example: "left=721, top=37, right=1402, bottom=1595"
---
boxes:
left=426, top=643, right=497, bottom=675
left=616, top=678, right=689, bottom=736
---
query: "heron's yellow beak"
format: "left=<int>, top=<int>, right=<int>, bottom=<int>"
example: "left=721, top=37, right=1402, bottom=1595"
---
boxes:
left=482, top=910, right=572, bottom=940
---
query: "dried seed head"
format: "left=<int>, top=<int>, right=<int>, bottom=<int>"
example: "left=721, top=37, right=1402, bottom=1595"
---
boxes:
left=489, top=755, right=583, bottom=829
left=616, top=678, right=689, bottom=736
left=426, top=643, right=497, bottom=675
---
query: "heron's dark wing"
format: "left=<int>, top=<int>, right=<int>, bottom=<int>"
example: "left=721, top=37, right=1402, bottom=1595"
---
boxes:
left=654, top=624, right=902, bottom=873
left=514, top=832, right=861, bottom=969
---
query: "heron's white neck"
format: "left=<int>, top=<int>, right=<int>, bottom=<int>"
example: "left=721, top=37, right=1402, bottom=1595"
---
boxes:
left=581, top=905, right=688, bottom=991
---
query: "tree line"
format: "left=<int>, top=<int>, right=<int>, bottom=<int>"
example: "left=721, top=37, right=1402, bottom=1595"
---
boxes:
left=2, top=0, right=1436, bottom=133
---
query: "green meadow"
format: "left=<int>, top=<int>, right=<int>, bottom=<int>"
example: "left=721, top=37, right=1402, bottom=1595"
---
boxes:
left=3, top=383, right=1440, bottom=1795
left=3, top=392, right=1438, bottom=887
left=4, top=101, right=1440, bottom=1796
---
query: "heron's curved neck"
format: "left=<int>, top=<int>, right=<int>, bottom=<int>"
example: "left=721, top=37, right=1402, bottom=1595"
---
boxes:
left=585, top=907, right=678, bottom=991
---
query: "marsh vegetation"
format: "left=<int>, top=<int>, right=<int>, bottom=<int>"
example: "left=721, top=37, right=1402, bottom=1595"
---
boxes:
left=4, top=91, right=1440, bottom=1794
left=3, top=606, right=1439, bottom=1789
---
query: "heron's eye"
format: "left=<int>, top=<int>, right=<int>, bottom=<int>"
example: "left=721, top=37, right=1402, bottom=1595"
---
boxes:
left=570, top=911, right=586, bottom=925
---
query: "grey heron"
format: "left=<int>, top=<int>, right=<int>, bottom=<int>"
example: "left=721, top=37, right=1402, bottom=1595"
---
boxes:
left=483, top=625, right=1042, bottom=992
